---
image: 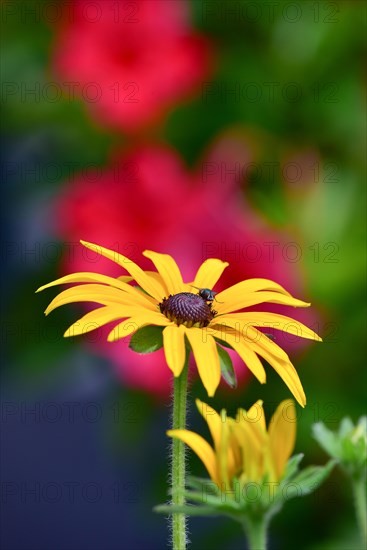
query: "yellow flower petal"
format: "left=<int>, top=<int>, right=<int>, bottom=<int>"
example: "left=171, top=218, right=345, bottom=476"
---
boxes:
left=192, top=259, right=229, bottom=290
left=143, top=250, right=184, bottom=295
left=107, top=312, right=170, bottom=342
left=37, top=272, right=153, bottom=302
left=64, top=306, right=147, bottom=337
left=195, top=399, right=223, bottom=454
left=245, top=326, right=290, bottom=361
left=44, top=284, right=157, bottom=315
left=45, top=291, right=113, bottom=316
left=211, top=326, right=266, bottom=383
left=216, top=278, right=291, bottom=302
left=117, top=276, right=133, bottom=283
left=162, top=325, right=186, bottom=377
left=256, top=346, right=306, bottom=408
left=167, top=429, right=219, bottom=485
left=242, top=399, right=266, bottom=433
left=185, top=328, right=221, bottom=397
left=213, top=317, right=289, bottom=360
left=80, top=240, right=164, bottom=300
left=226, top=419, right=242, bottom=480
left=235, top=401, right=267, bottom=452
left=269, top=400, right=297, bottom=480
left=221, top=312, right=322, bottom=342
left=231, top=422, right=264, bottom=482
left=215, top=290, right=310, bottom=315
left=218, top=410, right=231, bottom=488
left=144, top=271, right=170, bottom=299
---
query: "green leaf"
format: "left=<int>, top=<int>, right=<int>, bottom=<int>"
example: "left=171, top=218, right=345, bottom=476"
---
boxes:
left=214, top=338, right=234, bottom=350
left=129, top=325, right=164, bottom=354
left=217, top=344, right=237, bottom=389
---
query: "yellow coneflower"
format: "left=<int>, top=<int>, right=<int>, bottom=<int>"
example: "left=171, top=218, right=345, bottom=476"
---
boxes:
left=168, top=399, right=297, bottom=490
left=37, top=240, right=321, bottom=405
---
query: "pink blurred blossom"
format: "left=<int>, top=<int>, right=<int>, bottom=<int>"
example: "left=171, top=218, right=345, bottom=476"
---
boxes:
left=54, top=134, right=319, bottom=396
left=52, top=0, right=212, bottom=131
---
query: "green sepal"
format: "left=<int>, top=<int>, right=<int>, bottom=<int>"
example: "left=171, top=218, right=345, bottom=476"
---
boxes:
left=185, top=488, right=242, bottom=513
left=155, top=457, right=336, bottom=524
left=167, top=485, right=224, bottom=508
left=312, top=422, right=341, bottom=457
left=177, top=490, right=223, bottom=508
left=339, top=417, right=356, bottom=437
left=282, top=459, right=337, bottom=500
left=154, top=504, right=217, bottom=516
left=186, top=476, right=220, bottom=495
left=216, top=344, right=237, bottom=389
left=129, top=325, right=164, bottom=353
left=282, top=453, right=304, bottom=480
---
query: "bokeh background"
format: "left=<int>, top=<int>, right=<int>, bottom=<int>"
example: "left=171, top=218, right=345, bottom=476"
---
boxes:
left=1, top=1, right=366, bottom=549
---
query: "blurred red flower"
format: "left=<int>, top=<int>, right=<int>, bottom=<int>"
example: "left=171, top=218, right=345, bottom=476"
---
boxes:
left=52, top=0, right=212, bottom=131
left=54, top=134, right=318, bottom=396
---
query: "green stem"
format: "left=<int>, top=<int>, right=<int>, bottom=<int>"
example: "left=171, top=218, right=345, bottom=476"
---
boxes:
left=352, top=475, right=367, bottom=546
left=242, top=515, right=268, bottom=550
left=171, top=356, right=189, bottom=550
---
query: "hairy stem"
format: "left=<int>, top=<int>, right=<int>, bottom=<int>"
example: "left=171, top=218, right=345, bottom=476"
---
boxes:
left=171, top=357, right=189, bottom=550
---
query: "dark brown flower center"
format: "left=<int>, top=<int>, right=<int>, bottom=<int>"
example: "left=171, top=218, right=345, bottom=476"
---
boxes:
left=159, top=292, right=217, bottom=328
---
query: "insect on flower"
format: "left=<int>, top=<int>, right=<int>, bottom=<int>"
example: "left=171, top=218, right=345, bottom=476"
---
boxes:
left=191, top=286, right=223, bottom=303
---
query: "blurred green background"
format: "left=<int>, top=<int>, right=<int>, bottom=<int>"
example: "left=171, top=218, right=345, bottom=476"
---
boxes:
left=1, top=1, right=366, bottom=549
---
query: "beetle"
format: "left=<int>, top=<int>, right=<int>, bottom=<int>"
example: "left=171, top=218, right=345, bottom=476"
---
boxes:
left=191, top=286, right=222, bottom=303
